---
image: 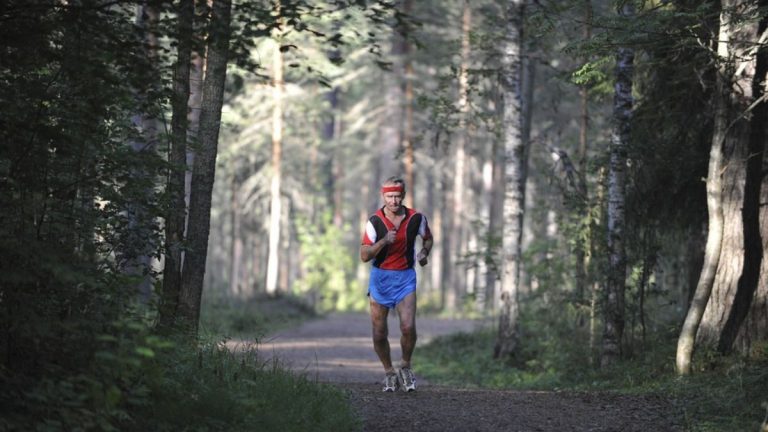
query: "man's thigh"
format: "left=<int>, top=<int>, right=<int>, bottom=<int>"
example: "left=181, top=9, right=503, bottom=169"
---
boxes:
left=396, top=292, right=417, bottom=328
left=370, top=299, right=390, bottom=332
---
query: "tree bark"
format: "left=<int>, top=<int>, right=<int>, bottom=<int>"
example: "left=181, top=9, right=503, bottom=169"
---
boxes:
left=401, top=0, right=415, bottom=207
left=601, top=2, right=634, bottom=367
left=575, top=0, right=593, bottom=303
left=494, top=0, right=525, bottom=360
left=677, top=1, right=767, bottom=370
left=229, top=174, right=244, bottom=299
left=717, top=18, right=766, bottom=353
left=694, top=0, right=768, bottom=354
left=159, top=0, right=193, bottom=332
left=447, top=0, right=472, bottom=313
left=124, top=2, right=161, bottom=302
left=178, top=0, right=232, bottom=337
left=266, top=24, right=284, bottom=297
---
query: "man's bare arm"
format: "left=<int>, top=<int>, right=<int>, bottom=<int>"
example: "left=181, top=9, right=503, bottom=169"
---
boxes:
left=360, top=229, right=396, bottom=262
left=421, top=238, right=433, bottom=255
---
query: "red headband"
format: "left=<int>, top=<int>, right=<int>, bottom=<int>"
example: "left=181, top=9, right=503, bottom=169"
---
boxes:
left=381, top=185, right=404, bottom=194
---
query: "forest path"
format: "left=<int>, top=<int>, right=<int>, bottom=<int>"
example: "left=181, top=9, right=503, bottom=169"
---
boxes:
left=238, top=313, right=681, bottom=432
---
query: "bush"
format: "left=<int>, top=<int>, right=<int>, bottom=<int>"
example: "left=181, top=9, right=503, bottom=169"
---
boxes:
left=0, top=314, right=359, bottom=432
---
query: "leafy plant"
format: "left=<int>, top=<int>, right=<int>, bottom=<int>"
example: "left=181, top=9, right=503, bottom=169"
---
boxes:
left=295, top=213, right=366, bottom=312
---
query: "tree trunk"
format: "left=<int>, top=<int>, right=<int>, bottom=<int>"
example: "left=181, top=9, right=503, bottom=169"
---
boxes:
left=447, top=0, right=472, bottom=313
left=734, top=140, right=768, bottom=352
left=379, top=14, right=405, bottom=181
left=476, top=152, right=493, bottom=313
left=601, top=2, right=634, bottom=367
left=718, top=8, right=767, bottom=353
left=266, top=33, right=284, bottom=297
left=124, top=2, right=160, bottom=302
left=401, top=0, right=415, bottom=207
left=696, top=0, right=767, bottom=353
left=159, top=0, right=193, bottom=332
left=178, top=0, right=232, bottom=337
left=575, top=0, right=593, bottom=303
left=486, top=75, right=506, bottom=311
left=678, top=0, right=765, bottom=372
left=229, top=174, right=244, bottom=298
left=494, top=0, right=525, bottom=360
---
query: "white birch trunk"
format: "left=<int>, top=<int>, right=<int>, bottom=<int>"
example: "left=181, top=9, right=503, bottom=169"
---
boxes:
left=601, top=2, right=634, bottom=367
left=494, top=0, right=525, bottom=359
left=266, top=37, right=284, bottom=296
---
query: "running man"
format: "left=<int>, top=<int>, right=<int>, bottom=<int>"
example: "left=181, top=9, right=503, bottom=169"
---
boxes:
left=360, top=176, right=433, bottom=392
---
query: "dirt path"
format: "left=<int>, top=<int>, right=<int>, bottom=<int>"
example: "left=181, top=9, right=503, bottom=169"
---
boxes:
left=233, top=313, right=682, bottom=431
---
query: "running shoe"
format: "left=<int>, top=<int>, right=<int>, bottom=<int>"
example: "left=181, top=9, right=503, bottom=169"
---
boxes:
left=398, top=367, right=416, bottom=392
left=382, top=372, right=398, bottom=392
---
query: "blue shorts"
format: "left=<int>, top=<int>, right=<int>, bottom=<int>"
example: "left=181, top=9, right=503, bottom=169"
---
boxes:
left=368, top=267, right=417, bottom=309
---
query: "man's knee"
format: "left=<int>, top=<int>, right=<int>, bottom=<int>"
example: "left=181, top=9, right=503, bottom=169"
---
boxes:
left=400, top=322, right=416, bottom=340
left=372, top=326, right=388, bottom=343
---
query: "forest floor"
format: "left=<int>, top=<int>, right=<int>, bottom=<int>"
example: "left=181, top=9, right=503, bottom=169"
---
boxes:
left=234, top=313, right=682, bottom=432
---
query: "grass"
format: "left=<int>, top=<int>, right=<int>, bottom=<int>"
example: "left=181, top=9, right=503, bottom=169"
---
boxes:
left=172, top=293, right=362, bottom=431
left=0, top=295, right=360, bottom=432
left=200, top=292, right=318, bottom=340
left=133, top=341, right=359, bottom=432
left=418, top=328, right=768, bottom=431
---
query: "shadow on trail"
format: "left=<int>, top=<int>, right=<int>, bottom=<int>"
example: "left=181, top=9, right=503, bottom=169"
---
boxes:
left=227, top=312, right=479, bottom=384
left=226, top=313, right=682, bottom=431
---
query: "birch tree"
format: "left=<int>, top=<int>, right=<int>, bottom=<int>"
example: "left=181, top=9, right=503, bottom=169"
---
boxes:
left=159, top=0, right=194, bottom=331
left=601, top=1, right=634, bottom=367
left=266, top=32, right=285, bottom=297
left=122, top=2, right=161, bottom=302
left=494, top=0, right=526, bottom=360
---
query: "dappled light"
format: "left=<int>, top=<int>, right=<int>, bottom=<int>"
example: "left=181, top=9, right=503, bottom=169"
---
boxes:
left=3, top=0, right=768, bottom=430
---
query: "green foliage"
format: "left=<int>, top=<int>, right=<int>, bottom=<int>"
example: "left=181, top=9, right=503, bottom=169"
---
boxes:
left=295, top=213, right=366, bottom=312
left=419, top=325, right=768, bottom=431
left=136, top=342, right=359, bottom=432
left=1, top=2, right=373, bottom=430
left=200, top=293, right=318, bottom=338
left=0, top=312, right=359, bottom=431
left=570, top=56, right=614, bottom=97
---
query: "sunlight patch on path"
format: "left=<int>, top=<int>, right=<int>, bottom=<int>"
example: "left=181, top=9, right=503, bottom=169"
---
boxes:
left=228, top=313, right=480, bottom=384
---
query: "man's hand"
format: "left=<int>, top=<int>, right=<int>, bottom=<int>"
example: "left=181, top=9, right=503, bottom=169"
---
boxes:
left=360, top=229, right=398, bottom=263
left=417, top=248, right=429, bottom=266
left=383, top=229, right=397, bottom=245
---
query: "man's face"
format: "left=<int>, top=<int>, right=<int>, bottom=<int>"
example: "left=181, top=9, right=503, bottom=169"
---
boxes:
left=383, top=191, right=404, bottom=213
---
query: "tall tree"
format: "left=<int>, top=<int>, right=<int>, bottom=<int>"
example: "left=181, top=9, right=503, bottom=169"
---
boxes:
left=178, top=0, right=233, bottom=336
left=123, top=1, right=162, bottom=302
left=159, top=0, right=194, bottom=331
left=601, top=1, right=634, bottom=367
left=400, top=0, right=415, bottom=207
left=266, top=22, right=285, bottom=297
left=446, top=0, right=472, bottom=312
left=574, top=0, right=593, bottom=303
left=677, top=0, right=768, bottom=372
left=494, top=0, right=526, bottom=360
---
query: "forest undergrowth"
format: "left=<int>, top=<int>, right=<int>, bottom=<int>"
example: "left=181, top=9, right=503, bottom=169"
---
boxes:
left=418, top=324, right=768, bottom=432
left=0, top=295, right=358, bottom=432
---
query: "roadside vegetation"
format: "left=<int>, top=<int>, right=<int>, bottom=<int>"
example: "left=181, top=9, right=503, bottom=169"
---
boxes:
left=200, top=292, right=319, bottom=339
left=1, top=295, right=358, bottom=432
left=419, top=323, right=768, bottom=431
